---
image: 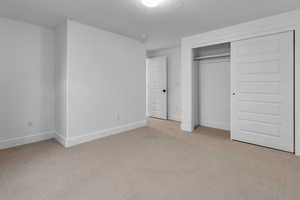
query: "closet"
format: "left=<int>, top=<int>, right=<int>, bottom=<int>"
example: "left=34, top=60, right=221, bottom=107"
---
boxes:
left=193, top=43, right=231, bottom=131
left=190, top=31, right=294, bottom=152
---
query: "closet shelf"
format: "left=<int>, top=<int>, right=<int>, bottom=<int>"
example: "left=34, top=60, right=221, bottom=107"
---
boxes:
left=194, top=53, right=230, bottom=61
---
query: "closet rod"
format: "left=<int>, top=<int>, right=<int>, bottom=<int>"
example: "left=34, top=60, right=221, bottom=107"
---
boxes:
left=194, top=53, right=230, bottom=61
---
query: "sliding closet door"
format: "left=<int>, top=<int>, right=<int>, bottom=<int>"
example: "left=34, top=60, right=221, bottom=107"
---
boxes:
left=231, top=31, right=294, bottom=152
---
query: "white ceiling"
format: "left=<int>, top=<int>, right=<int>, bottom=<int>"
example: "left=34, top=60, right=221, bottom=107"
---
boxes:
left=0, top=0, right=300, bottom=50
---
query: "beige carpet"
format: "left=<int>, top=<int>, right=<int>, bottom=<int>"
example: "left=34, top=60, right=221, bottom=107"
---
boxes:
left=1, top=118, right=300, bottom=200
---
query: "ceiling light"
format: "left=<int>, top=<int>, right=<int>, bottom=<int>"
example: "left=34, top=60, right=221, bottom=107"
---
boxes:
left=142, top=0, right=163, bottom=8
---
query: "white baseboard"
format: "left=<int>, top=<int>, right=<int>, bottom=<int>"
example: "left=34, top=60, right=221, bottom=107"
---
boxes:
left=0, top=131, right=55, bottom=150
left=0, top=121, right=147, bottom=150
left=54, top=132, right=67, bottom=147
left=181, top=123, right=194, bottom=132
left=199, top=121, right=230, bottom=131
left=65, top=120, right=147, bottom=147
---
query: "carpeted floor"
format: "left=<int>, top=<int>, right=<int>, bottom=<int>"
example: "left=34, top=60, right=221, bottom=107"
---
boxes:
left=0, top=118, right=300, bottom=200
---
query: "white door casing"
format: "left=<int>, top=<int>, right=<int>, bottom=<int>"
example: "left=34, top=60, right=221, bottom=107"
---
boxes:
left=146, top=56, right=168, bottom=119
left=231, top=31, right=294, bottom=152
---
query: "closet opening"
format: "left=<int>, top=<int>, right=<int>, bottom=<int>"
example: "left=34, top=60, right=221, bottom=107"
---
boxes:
left=193, top=42, right=231, bottom=133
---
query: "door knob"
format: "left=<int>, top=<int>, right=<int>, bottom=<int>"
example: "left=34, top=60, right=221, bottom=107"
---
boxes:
left=162, top=89, right=166, bottom=93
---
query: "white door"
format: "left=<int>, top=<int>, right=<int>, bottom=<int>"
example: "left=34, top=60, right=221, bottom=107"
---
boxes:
left=147, top=56, right=167, bottom=119
left=231, top=31, right=294, bottom=152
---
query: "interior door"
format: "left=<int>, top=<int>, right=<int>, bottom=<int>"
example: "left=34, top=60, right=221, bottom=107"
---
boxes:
left=231, top=31, right=294, bottom=152
left=147, top=56, right=167, bottom=119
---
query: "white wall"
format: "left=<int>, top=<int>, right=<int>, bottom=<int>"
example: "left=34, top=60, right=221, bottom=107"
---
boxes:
left=0, top=18, right=146, bottom=149
left=147, top=47, right=181, bottom=121
left=54, top=21, right=68, bottom=140
left=0, top=18, right=55, bottom=148
left=66, top=20, right=146, bottom=142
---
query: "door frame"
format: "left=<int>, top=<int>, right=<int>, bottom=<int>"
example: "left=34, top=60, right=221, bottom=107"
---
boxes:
left=181, top=10, right=300, bottom=155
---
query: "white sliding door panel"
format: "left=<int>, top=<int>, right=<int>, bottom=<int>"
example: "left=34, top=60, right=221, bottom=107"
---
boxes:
left=231, top=31, right=294, bottom=152
left=198, top=58, right=231, bottom=130
left=147, top=56, right=167, bottom=119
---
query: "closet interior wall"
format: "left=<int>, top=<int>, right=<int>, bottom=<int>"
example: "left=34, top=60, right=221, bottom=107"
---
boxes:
left=193, top=43, right=231, bottom=131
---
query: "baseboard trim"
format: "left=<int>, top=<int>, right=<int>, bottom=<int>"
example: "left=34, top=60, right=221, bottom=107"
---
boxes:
left=0, top=121, right=147, bottom=149
left=181, top=123, right=194, bottom=132
left=0, top=131, right=55, bottom=150
left=199, top=121, right=230, bottom=131
left=54, top=132, right=67, bottom=147
left=65, top=120, right=147, bottom=147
